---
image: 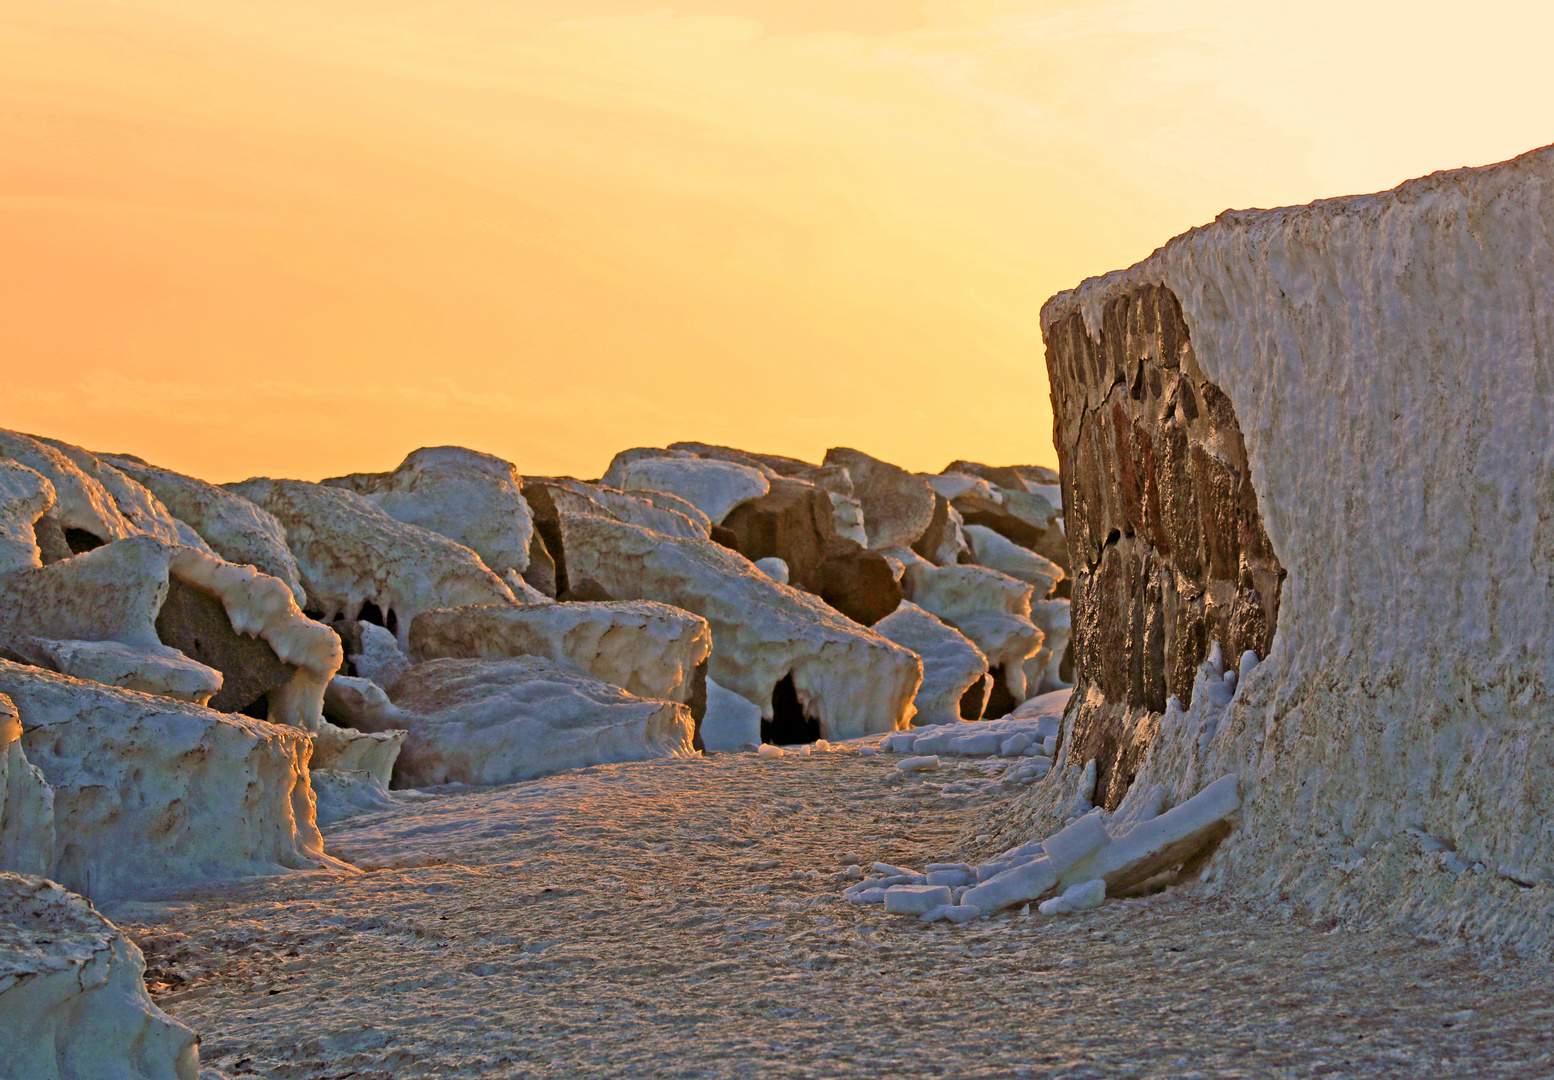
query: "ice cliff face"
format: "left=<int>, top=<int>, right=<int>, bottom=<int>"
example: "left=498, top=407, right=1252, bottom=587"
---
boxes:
left=1020, top=143, right=1554, bottom=948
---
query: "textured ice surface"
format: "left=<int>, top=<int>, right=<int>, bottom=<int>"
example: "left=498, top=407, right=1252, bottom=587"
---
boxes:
left=384, top=656, right=696, bottom=787
left=0, top=662, right=345, bottom=902
left=560, top=512, right=920, bottom=739
left=902, top=562, right=1041, bottom=696
left=872, top=602, right=989, bottom=726
left=102, top=453, right=307, bottom=604
left=603, top=455, right=770, bottom=525
left=1027, top=143, right=1554, bottom=947
left=408, top=601, right=711, bottom=705
left=363, top=446, right=534, bottom=578
left=0, top=873, right=200, bottom=1080
left=0, top=694, right=53, bottom=878
left=228, top=478, right=514, bottom=647
left=700, top=678, right=763, bottom=752
left=963, top=524, right=1063, bottom=597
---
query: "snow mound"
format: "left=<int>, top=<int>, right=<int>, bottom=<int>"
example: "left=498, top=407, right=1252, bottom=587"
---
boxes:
left=408, top=601, right=711, bottom=706
left=227, top=478, right=514, bottom=646
left=0, top=873, right=200, bottom=1080
left=0, top=662, right=348, bottom=903
left=873, top=602, right=989, bottom=726
left=383, top=656, right=696, bottom=787
left=101, top=453, right=307, bottom=604
left=559, top=511, right=921, bottom=739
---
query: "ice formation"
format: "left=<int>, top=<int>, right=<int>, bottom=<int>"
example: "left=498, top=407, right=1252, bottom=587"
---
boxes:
left=0, top=873, right=200, bottom=1080
left=559, top=511, right=921, bottom=739
left=0, top=694, right=53, bottom=878
left=1017, top=142, right=1554, bottom=947
left=228, top=478, right=514, bottom=647
left=872, top=602, right=989, bottom=725
left=380, top=656, right=697, bottom=787
left=102, top=453, right=307, bottom=604
left=407, top=601, right=712, bottom=706
left=902, top=562, right=1041, bottom=701
left=353, top=446, right=534, bottom=578
left=602, top=453, right=770, bottom=525
left=963, top=524, right=1063, bottom=597
left=699, top=678, right=763, bottom=752
left=0, top=662, right=346, bottom=902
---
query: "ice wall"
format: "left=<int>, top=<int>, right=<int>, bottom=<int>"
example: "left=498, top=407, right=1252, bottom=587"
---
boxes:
left=1019, top=143, right=1554, bottom=948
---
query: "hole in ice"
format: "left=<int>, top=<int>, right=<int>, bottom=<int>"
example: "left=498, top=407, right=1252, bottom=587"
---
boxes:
left=763, top=673, right=821, bottom=746
left=959, top=676, right=989, bottom=720
left=357, top=600, right=398, bottom=636
left=240, top=692, right=270, bottom=721
left=983, top=666, right=1018, bottom=720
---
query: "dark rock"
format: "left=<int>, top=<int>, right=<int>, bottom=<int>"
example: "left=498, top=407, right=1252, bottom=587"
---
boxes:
left=32, top=514, right=71, bottom=565
left=709, top=524, right=740, bottom=550
left=557, top=577, right=614, bottom=603
left=719, top=476, right=835, bottom=592
left=521, top=482, right=571, bottom=596
left=318, top=471, right=389, bottom=495
left=942, top=460, right=1032, bottom=493
left=818, top=536, right=902, bottom=626
left=822, top=447, right=936, bottom=550
left=910, top=493, right=959, bottom=565
left=1044, top=282, right=1284, bottom=810
left=523, top=530, right=558, bottom=598
left=155, top=577, right=299, bottom=715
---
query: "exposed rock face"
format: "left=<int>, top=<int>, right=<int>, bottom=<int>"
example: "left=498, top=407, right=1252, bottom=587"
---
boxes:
left=1044, top=274, right=1283, bottom=810
left=382, top=656, right=696, bottom=787
left=1014, top=143, right=1554, bottom=949
left=0, top=873, right=200, bottom=1080
left=818, top=537, right=903, bottom=626
left=102, top=453, right=307, bottom=604
left=155, top=577, right=296, bottom=713
left=407, top=601, right=711, bottom=708
left=823, top=447, right=936, bottom=550
left=0, top=662, right=345, bottom=902
left=558, top=512, right=921, bottom=740
left=227, top=478, right=514, bottom=647
left=719, top=476, right=835, bottom=593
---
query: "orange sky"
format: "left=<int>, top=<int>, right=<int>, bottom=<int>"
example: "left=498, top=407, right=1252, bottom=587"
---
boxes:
left=2, top=1, right=1549, bottom=482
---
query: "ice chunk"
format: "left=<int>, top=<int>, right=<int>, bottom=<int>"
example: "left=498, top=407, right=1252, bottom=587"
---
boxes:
left=702, top=679, right=763, bottom=752
left=754, top=557, right=789, bottom=584
left=962, top=524, right=1064, bottom=597
left=0, top=694, right=53, bottom=877
left=757, top=743, right=785, bottom=759
left=603, top=454, right=769, bottom=525
left=1059, top=775, right=1240, bottom=893
left=1040, top=811, right=1112, bottom=875
left=883, top=884, right=952, bottom=915
left=1000, top=733, right=1032, bottom=757
left=947, top=731, right=1002, bottom=756
left=926, top=868, right=974, bottom=887
left=961, top=856, right=1058, bottom=914
left=873, top=602, right=989, bottom=726
left=896, top=755, right=940, bottom=773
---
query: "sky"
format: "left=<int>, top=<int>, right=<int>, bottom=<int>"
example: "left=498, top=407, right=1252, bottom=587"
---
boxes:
left=2, top=1, right=1550, bottom=482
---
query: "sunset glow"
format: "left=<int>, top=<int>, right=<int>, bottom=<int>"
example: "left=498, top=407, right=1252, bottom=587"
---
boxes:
left=3, top=0, right=1549, bottom=480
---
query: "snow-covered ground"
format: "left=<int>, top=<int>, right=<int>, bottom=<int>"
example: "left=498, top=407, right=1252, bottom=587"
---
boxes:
left=112, top=749, right=1552, bottom=1080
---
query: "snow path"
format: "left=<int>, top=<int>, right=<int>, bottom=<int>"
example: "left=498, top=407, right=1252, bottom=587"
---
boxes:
left=112, top=752, right=1554, bottom=1079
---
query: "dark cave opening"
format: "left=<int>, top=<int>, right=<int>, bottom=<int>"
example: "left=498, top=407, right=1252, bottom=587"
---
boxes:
left=762, top=673, right=821, bottom=746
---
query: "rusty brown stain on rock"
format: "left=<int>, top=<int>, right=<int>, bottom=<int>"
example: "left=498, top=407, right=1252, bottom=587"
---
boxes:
left=1044, top=283, right=1283, bottom=811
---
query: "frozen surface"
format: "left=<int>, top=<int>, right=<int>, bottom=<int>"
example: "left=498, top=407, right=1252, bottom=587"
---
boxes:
left=228, top=478, right=514, bottom=647
left=963, top=524, right=1063, bottom=597
left=102, top=453, right=307, bottom=604
left=700, top=678, right=763, bottom=752
left=603, top=455, right=770, bottom=525
left=382, top=656, right=696, bottom=787
left=872, top=602, right=988, bottom=726
left=903, top=562, right=1040, bottom=697
left=560, top=512, right=920, bottom=739
left=0, top=693, right=53, bottom=878
left=0, top=662, right=345, bottom=903
left=408, top=601, right=711, bottom=705
left=527, top=477, right=712, bottom=540
left=1023, top=143, right=1554, bottom=948
left=0, top=873, right=199, bottom=1080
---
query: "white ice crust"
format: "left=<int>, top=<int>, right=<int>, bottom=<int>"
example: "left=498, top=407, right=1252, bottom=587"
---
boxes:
left=407, top=601, right=712, bottom=705
left=963, top=524, right=1063, bottom=597
left=872, top=602, right=988, bottom=726
left=367, top=446, right=534, bottom=577
left=902, top=562, right=1041, bottom=697
left=0, top=662, right=348, bottom=903
left=381, top=656, right=697, bottom=787
left=1035, top=142, right=1554, bottom=947
left=0, top=873, right=200, bottom=1080
left=101, top=453, right=307, bottom=604
left=530, top=477, right=711, bottom=539
left=560, top=511, right=921, bottom=739
left=603, top=455, right=770, bottom=525
left=228, top=478, right=515, bottom=647
left=700, top=678, right=763, bottom=752
left=0, top=694, right=53, bottom=878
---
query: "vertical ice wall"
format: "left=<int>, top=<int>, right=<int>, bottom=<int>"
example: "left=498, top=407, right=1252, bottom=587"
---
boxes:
left=1020, top=143, right=1554, bottom=948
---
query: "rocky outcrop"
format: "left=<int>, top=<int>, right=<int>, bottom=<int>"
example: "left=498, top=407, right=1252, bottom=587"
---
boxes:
left=102, top=453, right=307, bottom=604
left=719, top=476, right=835, bottom=593
left=0, top=873, right=200, bottom=1080
left=558, top=511, right=921, bottom=740
left=407, top=601, right=711, bottom=708
left=381, top=656, right=696, bottom=787
left=823, top=447, right=936, bottom=550
left=227, top=478, right=514, bottom=646
left=0, top=662, right=345, bottom=902
left=1011, top=142, right=1554, bottom=949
